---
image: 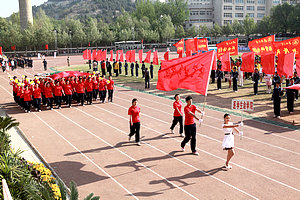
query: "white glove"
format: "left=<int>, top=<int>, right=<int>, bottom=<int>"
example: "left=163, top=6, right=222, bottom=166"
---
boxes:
left=239, top=131, right=244, bottom=136
left=201, top=111, right=205, bottom=116
left=239, top=122, right=244, bottom=127
left=199, top=119, right=203, bottom=124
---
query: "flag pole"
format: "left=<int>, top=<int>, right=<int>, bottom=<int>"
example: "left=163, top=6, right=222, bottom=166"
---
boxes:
left=240, top=110, right=243, bottom=140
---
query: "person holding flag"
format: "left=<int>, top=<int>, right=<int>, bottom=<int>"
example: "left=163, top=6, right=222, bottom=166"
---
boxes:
left=181, top=96, right=204, bottom=155
left=170, top=94, right=184, bottom=137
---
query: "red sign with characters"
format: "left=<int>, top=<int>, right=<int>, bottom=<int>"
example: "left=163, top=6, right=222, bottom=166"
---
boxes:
left=216, top=38, right=238, bottom=58
left=196, top=38, right=208, bottom=51
left=272, top=37, right=300, bottom=58
left=248, top=35, right=275, bottom=55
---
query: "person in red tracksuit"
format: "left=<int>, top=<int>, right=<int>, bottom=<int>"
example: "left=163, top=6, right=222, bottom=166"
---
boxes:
left=32, top=83, right=42, bottom=112
left=85, top=77, right=93, bottom=105
left=92, top=77, right=99, bottom=101
left=54, top=81, right=64, bottom=109
left=128, top=98, right=141, bottom=146
left=63, top=80, right=73, bottom=107
left=44, top=82, right=54, bottom=110
left=99, top=76, right=107, bottom=103
left=170, top=94, right=184, bottom=137
left=107, top=76, right=114, bottom=102
left=23, top=85, right=32, bottom=113
left=76, top=78, right=85, bottom=106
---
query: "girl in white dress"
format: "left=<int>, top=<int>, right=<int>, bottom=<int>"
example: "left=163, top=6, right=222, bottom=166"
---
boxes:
left=222, top=114, right=243, bottom=169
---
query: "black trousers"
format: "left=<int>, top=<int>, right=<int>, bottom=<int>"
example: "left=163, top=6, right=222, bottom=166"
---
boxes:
left=131, top=68, right=134, bottom=76
left=66, top=95, right=72, bottom=106
left=181, top=123, right=197, bottom=152
left=217, top=78, right=222, bottom=89
left=150, top=70, right=153, bottom=79
left=86, top=91, right=93, bottom=104
left=99, top=90, right=107, bottom=103
left=273, top=98, right=281, bottom=116
left=125, top=67, right=128, bottom=75
left=24, top=101, right=31, bottom=112
left=114, top=69, right=119, bottom=77
left=47, top=98, right=53, bottom=108
left=34, top=98, right=41, bottom=110
left=233, top=78, right=238, bottom=91
left=77, top=93, right=84, bottom=105
left=145, top=79, right=150, bottom=88
left=93, top=89, right=98, bottom=100
left=119, top=67, right=122, bottom=74
left=13, top=92, right=17, bottom=103
left=254, top=81, right=258, bottom=95
left=295, top=90, right=299, bottom=100
left=101, top=68, right=106, bottom=76
left=136, top=70, right=139, bottom=77
left=129, top=122, right=140, bottom=142
left=142, top=70, right=145, bottom=78
left=170, top=116, right=183, bottom=134
left=55, top=96, right=62, bottom=107
left=108, top=68, right=112, bottom=76
left=42, top=94, right=47, bottom=105
left=108, top=90, right=113, bottom=102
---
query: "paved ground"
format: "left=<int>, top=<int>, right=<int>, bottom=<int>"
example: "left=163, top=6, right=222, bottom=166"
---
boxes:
left=0, top=55, right=300, bottom=199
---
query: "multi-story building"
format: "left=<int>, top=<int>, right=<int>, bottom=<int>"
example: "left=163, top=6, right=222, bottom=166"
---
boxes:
left=185, top=0, right=300, bottom=28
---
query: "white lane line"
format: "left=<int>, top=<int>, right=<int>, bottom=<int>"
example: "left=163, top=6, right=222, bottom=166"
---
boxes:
left=93, top=102, right=300, bottom=193
left=114, top=96, right=300, bottom=156
left=33, top=112, right=139, bottom=200
left=55, top=109, right=200, bottom=200
left=74, top=107, right=259, bottom=200
left=117, top=90, right=300, bottom=143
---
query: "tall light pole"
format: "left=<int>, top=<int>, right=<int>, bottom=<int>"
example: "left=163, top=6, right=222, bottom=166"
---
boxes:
left=54, top=29, right=58, bottom=51
left=69, top=30, right=72, bottom=54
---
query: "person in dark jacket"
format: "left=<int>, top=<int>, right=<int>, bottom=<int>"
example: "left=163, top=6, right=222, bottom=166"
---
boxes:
left=272, top=82, right=283, bottom=118
left=135, top=61, right=139, bottom=77
left=145, top=68, right=150, bottom=89
left=124, top=60, right=128, bottom=76
left=286, top=79, right=295, bottom=114
left=130, top=62, right=135, bottom=76
left=232, top=67, right=238, bottom=92
left=216, top=67, right=223, bottom=90
left=253, top=68, right=260, bottom=95
left=150, top=62, right=154, bottom=79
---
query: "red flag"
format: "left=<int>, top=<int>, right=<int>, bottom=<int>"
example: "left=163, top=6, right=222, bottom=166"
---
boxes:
left=212, top=52, right=217, bottom=70
left=88, top=42, right=91, bottom=47
left=109, top=50, right=114, bottom=61
left=178, top=51, right=183, bottom=58
left=216, top=38, right=238, bottom=59
left=174, top=39, right=184, bottom=54
left=11, top=45, right=16, bottom=51
left=116, top=50, right=119, bottom=61
left=248, top=35, right=275, bottom=55
left=92, top=50, right=97, bottom=61
left=185, top=38, right=197, bottom=54
left=125, top=51, right=131, bottom=62
left=185, top=50, right=192, bottom=57
left=241, top=52, right=255, bottom=72
left=196, top=38, right=208, bottom=51
left=153, top=51, right=159, bottom=65
left=273, top=37, right=300, bottom=58
left=163, top=51, right=169, bottom=61
left=296, top=58, right=300, bottom=76
left=95, top=50, right=102, bottom=61
left=156, top=51, right=215, bottom=96
left=0, top=46, right=3, bottom=55
left=130, top=50, right=136, bottom=63
left=261, top=52, right=275, bottom=75
left=277, top=52, right=295, bottom=77
left=139, top=50, right=143, bottom=63
left=144, top=50, right=151, bottom=64
left=45, top=44, right=49, bottom=50
left=220, top=51, right=231, bottom=72
left=83, top=49, right=91, bottom=60
left=119, top=50, right=124, bottom=62
left=101, top=50, right=107, bottom=61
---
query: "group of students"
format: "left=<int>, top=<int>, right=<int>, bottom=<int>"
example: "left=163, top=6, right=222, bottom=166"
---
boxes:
left=1, top=56, right=33, bottom=72
left=127, top=94, right=243, bottom=169
left=9, top=73, right=115, bottom=113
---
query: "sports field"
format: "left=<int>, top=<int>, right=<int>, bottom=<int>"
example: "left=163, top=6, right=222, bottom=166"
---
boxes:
left=0, top=55, right=300, bottom=199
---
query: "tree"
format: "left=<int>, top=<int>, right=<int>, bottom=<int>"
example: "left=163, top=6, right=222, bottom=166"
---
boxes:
left=211, top=23, right=222, bottom=37
left=199, top=25, right=210, bottom=37
left=255, top=16, right=273, bottom=36
left=67, top=19, right=86, bottom=47
left=271, top=3, right=294, bottom=33
left=158, top=15, right=175, bottom=42
left=185, top=26, right=197, bottom=38
left=167, top=0, right=189, bottom=27
left=232, top=19, right=243, bottom=36
left=243, top=15, right=255, bottom=38
left=85, top=18, right=99, bottom=46
left=222, top=23, right=233, bottom=36
left=175, top=25, right=185, bottom=39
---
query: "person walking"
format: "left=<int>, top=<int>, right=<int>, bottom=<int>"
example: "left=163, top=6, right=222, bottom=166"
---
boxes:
left=107, top=76, right=114, bottom=102
left=63, top=80, right=73, bottom=108
left=144, top=68, right=150, bottom=89
left=170, top=94, right=184, bottom=137
left=23, top=85, right=32, bottom=113
left=75, top=78, right=85, bottom=106
left=32, top=83, right=42, bottom=112
left=99, top=76, right=107, bottom=103
left=85, top=77, right=93, bottom=105
left=253, top=68, right=260, bottom=95
left=272, top=82, right=283, bottom=118
left=232, top=67, right=238, bottom=92
left=54, top=81, right=64, bottom=109
left=44, top=82, right=54, bottom=110
left=128, top=98, right=141, bottom=146
left=43, top=59, right=47, bottom=71
left=181, top=96, right=204, bottom=155
left=67, top=56, right=70, bottom=67
left=222, top=114, right=243, bottom=169
left=286, top=79, right=295, bottom=114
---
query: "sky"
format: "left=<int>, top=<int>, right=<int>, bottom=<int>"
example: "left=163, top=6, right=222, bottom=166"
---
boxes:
left=0, top=0, right=47, bottom=18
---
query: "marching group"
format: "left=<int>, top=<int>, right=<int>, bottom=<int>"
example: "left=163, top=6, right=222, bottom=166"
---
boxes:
left=1, top=56, right=33, bottom=72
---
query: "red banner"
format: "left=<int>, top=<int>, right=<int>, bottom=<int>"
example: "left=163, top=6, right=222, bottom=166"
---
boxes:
left=11, top=45, right=16, bottom=51
left=273, top=37, right=300, bottom=58
left=101, top=50, right=107, bottom=61
left=261, top=52, right=275, bottom=75
left=45, top=44, right=49, bottom=50
left=125, top=51, right=131, bottom=62
left=248, top=35, right=275, bottom=55
left=156, top=51, right=215, bottom=96
left=96, top=50, right=102, bottom=61
left=153, top=51, right=158, bottom=65
left=164, top=51, right=169, bottom=61
left=212, top=52, right=217, bottom=70
left=0, top=46, right=2, bottom=55
left=241, top=52, right=255, bottom=72
left=92, top=50, right=97, bottom=61
left=144, top=50, right=151, bottom=64
left=109, top=50, right=114, bottom=61
left=296, top=58, right=300, bottom=76
left=116, top=50, right=124, bottom=62
left=220, top=51, right=231, bottom=72
left=216, top=38, right=238, bottom=58
left=185, top=38, right=197, bottom=54
left=174, top=39, right=184, bottom=54
left=277, top=52, right=295, bottom=77
left=196, top=38, right=208, bottom=51
left=82, top=49, right=91, bottom=60
left=130, top=50, right=136, bottom=63
left=139, top=50, right=143, bottom=63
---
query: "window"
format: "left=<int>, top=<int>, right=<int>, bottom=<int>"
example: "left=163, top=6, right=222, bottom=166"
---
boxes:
left=224, top=0, right=232, bottom=2
left=248, top=13, right=255, bottom=18
left=273, top=0, right=280, bottom=3
left=235, top=0, right=244, bottom=3
left=235, top=6, right=244, bottom=10
left=247, top=0, right=255, bottom=3
left=257, top=13, right=265, bottom=18
left=257, top=6, right=265, bottom=11
left=224, top=13, right=233, bottom=18
left=258, top=0, right=265, bottom=4
left=224, top=20, right=232, bottom=24
left=224, top=5, right=233, bottom=10
left=235, top=13, right=244, bottom=18
left=247, top=6, right=255, bottom=10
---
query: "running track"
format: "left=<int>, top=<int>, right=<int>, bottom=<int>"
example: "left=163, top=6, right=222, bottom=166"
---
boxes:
left=0, top=57, right=300, bottom=199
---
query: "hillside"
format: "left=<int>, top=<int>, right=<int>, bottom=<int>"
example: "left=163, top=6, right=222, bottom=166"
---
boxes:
left=32, top=0, right=136, bottom=23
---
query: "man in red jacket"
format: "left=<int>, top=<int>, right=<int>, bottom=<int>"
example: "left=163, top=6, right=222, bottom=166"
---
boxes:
left=32, top=83, right=42, bottom=112
left=85, top=77, right=94, bottom=105
left=76, top=78, right=85, bottom=106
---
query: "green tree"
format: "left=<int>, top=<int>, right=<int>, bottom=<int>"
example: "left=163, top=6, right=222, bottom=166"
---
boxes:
left=255, top=16, right=273, bottom=36
left=159, top=15, right=175, bottom=42
left=185, top=26, right=197, bottom=38
left=85, top=18, right=99, bottom=46
left=175, top=25, right=185, bottom=39
left=243, top=15, right=255, bottom=38
left=222, top=23, right=233, bottom=36
left=67, top=19, right=86, bottom=47
left=211, top=23, right=222, bottom=37
left=199, top=25, right=210, bottom=37
left=232, top=19, right=243, bottom=36
left=270, top=3, right=294, bottom=33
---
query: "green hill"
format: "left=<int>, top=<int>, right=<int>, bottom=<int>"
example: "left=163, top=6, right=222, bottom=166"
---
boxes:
left=32, top=0, right=136, bottom=23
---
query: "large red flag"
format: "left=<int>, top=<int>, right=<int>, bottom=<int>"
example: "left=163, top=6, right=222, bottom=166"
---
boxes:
left=92, top=50, right=97, bottom=61
left=185, top=38, right=197, bottom=54
left=130, top=50, right=136, bottom=63
left=296, top=58, right=300, bottom=76
left=144, top=50, right=151, bottom=64
left=96, top=50, right=102, bottom=61
left=261, top=52, right=275, bottom=75
left=185, top=50, right=192, bottom=57
left=277, top=52, right=295, bottom=77
left=156, top=51, right=215, bottom=96
left=178, top=51, right=183, bottom=58
left=220, top=51, right=231, bottom=72
left=125, top=51, right=131, bottom=62
left=248, top=35, right=275, bottom=55
left=164, top=51, right=169, bottom=61
left=216, top=38, right=238, bottom=58
left=101, top=50, right=107, bottom=61
left=153, top=51, right=159, bottom=65
left=212, top=52, right=217, bottom=70
left=241, top=52, right=255, bottom=72
left=116, top=50, right=119, bottom=61
left=273, top=37, right=300, bottom=58
left=174, top=39, right=184, bottom=54
left=0, top=46, right=2, bottom=55
left=109, top=50, right=114, bottom=61
left=120, top=50, right=124, bottom=62
left=196, top=38, right=208, bottom=51
left=82, top=49, right=91, bottom=60
left=139, top=50, right=143, bottom=63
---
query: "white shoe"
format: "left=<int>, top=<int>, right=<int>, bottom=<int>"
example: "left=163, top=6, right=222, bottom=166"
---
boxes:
left=59, top=107, right=61, bottom=110
left=77, top=103, right=80, bottom=106
left=137, top=142, right=141, bottom=146
left=170, top=129, right=174, bottom=134
left=277, top=116, right=280, bottom=119
left=128, top=135, right=131, bottom=141
left=38, top=110, right=41, bottom=112
left=225, top=165, right=232, bottom=169
left=83, top=104, right=85, bottom=107
left=180, top=133, right=184, bottom=137
left=181, top=147, right=185, bottom=152
left=28, top=111, right=30, bottom=113
left=192, top=151, right=199, bottom=156
left=50, top=108, right=53, bottom=110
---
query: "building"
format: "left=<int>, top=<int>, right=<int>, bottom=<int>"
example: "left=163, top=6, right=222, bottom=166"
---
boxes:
left=185, top=0, right=300, bottom=28
left=19, top=0, right=33, bottom=30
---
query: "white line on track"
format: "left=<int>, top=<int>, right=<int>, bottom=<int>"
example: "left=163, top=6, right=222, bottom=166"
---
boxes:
left=74, top=107, right=259, bottom=199
left=55, top=109, right=200, bottom=200
left=92, top=102, right=300, bottom=193
left=117, top=90, right=300, bottom=143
